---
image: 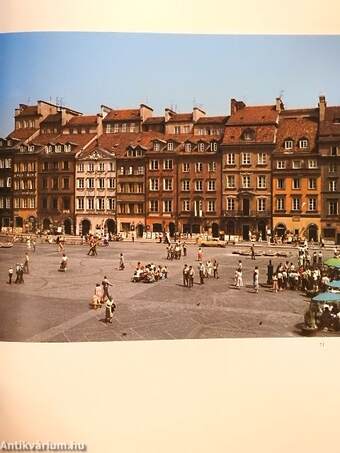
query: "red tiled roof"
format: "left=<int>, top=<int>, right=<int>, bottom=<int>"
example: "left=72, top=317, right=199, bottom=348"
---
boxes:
left=16, top=106, right=39, bottom=118
left=222, top=125, right=276, bottom=145
left=103, top=109, right=140, bottom=122
left=144, top=116, right=165, bottom=124
left=97, top=132, right=164, bottom=157
left=319, top=106, right=340, bottom=138
left=7, top=128, right=39, bottom=141
left=276, top=117, right=318, bottom=151
left=196, top=116, right=228, bottom=124
left=67, top=115, right=98, bottom=126
left=227, top=105, right=278, bottom=125
left=281, top=108, right=318, bottom=118
left=167, top=113, right=193, bottom=123
left=40, top=113, right=62, bottom=124
left=29, top=133, right=62, bottom=146
left=78, top=141, right=114, bottom=160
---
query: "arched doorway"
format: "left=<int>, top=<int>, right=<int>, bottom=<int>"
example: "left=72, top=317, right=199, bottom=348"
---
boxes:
left=15, top=216, right=23, bottom=228
left=43, top=218, right=50, bottom=231
left=192, top=224, right=200, bottom=234
left=307, top=224, right=318, bottom=242
left=212, top=222, right=219, bottom=238
left=81, top=219, right=91, bottom=236
left=64, top=218, right=72, bottom=235
left=169, top=222, right=176, bottom=237
left=275, top=223, right=286, bottom=237
left=258, top=221, right=266, bottom=240
left=136, top=223, right=144, bottom=238
left=106, top=218, right=116, bottom=234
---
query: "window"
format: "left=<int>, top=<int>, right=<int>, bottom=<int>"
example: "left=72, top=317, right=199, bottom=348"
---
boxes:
left=308, top=198, right=317, bottom=211
left=129, top=123, right=136, bottom=132
left=52, top=178, right=58, bottom=190
left=128, top=166, right=133, bottom=175
left=208, top=162, right=216, bottom=172
left=106, top=124, right=113, bottom=133
left=276, top=198, right=285, bottom=211
left=226, top=175, right=235, bottom=188
left=277, top=160, right=286, bottom=169
left=163, top=178, right=173, bottom=191
left=64, top=145, right=71, bottom=153
left=308, top=178, right=317, bottom=190
left=137, top=166, right=144, bottom=175
left=292, top=178, right=300, bottom=190
left=149, top=178, right=159, bottom=191
left=22, top=198, right=28, bottom=208
left=185, top=143, right=191, bottom=153
left=182, top=180, right=190, bottom=191
left=109, top=162, right=115, bottom=172
left=149, top=160, right=159, bottom=170
left=62, top=197, right=70, bottom=210
left=257, top=176, right=266, bottom=189
left=42, top=198, right=47, bottom=209
left=150, top=200, right=159, bottom=213
left=5, top=197, right=10, bottom=209
left=207, top=200, right=216, bottom=212
left=0, top=178, right=4, bottom=187
left=183, top=126, right=190, bottom=134
left=195, top=180, right=203, bottom=191
left=77, top=178, right=84, bottom=189
left=242, top=175, right=250, bottom=188
left=98, top=178, right=105, bottom=189
left=211, top=142, right=218, bottom=152
left=88, top=163, right=94, bottom=172
left=329, top=179, right=337, bottom=192
left=77, top=197, right=84, bottom=210
left=182, top=162, right=190, bottom=172
left=277, top=178, right=285, bottom=189
left=14, top=198, right=20, bottom=209
left=195, top=162, right=203, bottom=172
left=257, top=153, right=267, bottom=165
left=226, top=198, right=235, bottom=211
left=97, top=198, right=105, bottom=210
left=78, top=163, right=84, bottom=172
left=0, top=198, right=3, bottom=209
left=329, top=163, right=336, bottom=173
left=121, top=123, right=127, bottom=133
left=241, top=153, right=251, bottom=165
left=292, top=198, right=301, bottom=211
left=292, top=160, right=302, bottom=169
left=52, top=198, right=58, bottom=209
left=167, top=142, right=174, bottom=151
left=5, top=158, right=11, bottom=168
left=207, top=180, right=216, bottom=191
left=29, top=198, right=35, bottom=209
left=242, top=128, right=255, bottom=141
left=87, top=178, right=95, bottom=189
left=299, top=139, right=308, bottom=149
left=198, top=143, right=205, bottom=152
left=99, top=162, right=105, bottom=172
left=114, top=124, right=119, bottom=133
left=163, top=200, right=172, bottom=213
left=108, top=198, right=115, bottom=211
left=328, top=200, right=338, bottom=215
left=154, top=142, right=160, bottom=152
left=174, top=126, right=181, bottom=134
left=163, top=159, right=173, bottom=170
left=87, top=198, right=94, bottom=210
left=119, top=166, right=125, bottom=175
left=284, top=139, right=293, bottom=150
left=108, top=178, right=115, bottom=189
left=136, top=203, right=143, bottom=214
left=257, top=198, right=266, bottom=212
left=308, top=159, right=317, bottom=169
left=63, top=178, right=69, bottom=189
left=226, top=153, right=235, bottom=165
left=182, top=200, right=190, bottom=211
left=6, top=177, right=11, bottom=187
left=62, top=160, right=69, bottom=170
left=330, top=146, right=338, bottom=156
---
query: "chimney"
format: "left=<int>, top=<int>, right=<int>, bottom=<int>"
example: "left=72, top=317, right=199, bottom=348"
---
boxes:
left=165, top=108, right=176, bottom=122
left=97, top=114, right=103, bottom=135
left=193, top=107, right=206, bottom=122
left=276, top=97, right=284, bottom=112
left=140, top=104, right=153, bottom=122
left=319, top=95, right=326, bottom=122
left=230, top=99, right=245, bottom=115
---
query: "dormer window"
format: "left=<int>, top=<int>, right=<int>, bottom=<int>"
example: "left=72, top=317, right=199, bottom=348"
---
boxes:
left=64, top=144, right=71, bottom=152
left=7, top=140, right=12, bottom=147
left=284, top=139, right=293, bottom=150
left=29, top=145, right=34, bottom=152
left=211, top=142, right=218, bottom=152
left=241, top=128, right=255, bottom=141
left=56, top=145, right=62, bottom=153
left=154, top=142, right=160, bottom=152
left=198, top=143, right=205, bottom=152
left=20, top=145, right=25, bottom=152
left=299, top=138, right=308, bottom=149
left=47, top=145, right=53, bottom=153
left=167, top=142, right=174, bottom=151
left=185, top=143, right=191, bottom=153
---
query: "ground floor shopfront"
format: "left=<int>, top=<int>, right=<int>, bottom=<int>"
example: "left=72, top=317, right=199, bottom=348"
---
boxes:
left=117, top=216, right=145, bottom=237
left=75, top=215, right=117, bottom=236
left=220, top=215, right=271, bottom=241
left=322, top=220, right=340, bottom=245
left=273, top=216, right=321, bottom=242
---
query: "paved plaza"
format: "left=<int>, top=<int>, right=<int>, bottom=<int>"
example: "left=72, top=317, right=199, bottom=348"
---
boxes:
left=0, top=241, right=334, bottom=342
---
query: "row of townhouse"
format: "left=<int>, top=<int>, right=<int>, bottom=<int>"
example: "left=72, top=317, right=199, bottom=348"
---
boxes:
left=0, top=96, right=339, bottom=243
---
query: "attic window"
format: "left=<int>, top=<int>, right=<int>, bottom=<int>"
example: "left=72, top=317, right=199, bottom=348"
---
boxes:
left=284, top=139, right=293, bottom=150
left=167, top=142, right=174, bottom=151
left=198, top=143, right=205, bottom=152
left=298, top=138, right=308, bottom=149
left=185, top=143, right=191, bottom=152
left=241, top=128, right=255, bottom=141
left=7, top=140, right=12, bottom=147
left=154, top=142, right=160, bottom=152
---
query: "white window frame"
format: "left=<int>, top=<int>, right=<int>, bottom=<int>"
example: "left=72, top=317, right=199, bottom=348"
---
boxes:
left=241, top=153, right=251, bottom=165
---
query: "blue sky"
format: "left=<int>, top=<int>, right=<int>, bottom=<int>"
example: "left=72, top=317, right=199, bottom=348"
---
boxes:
left=1, top=32, right=340, bottom=136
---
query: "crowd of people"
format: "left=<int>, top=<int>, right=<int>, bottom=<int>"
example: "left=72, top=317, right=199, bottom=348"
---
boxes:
left=166, top=241, right=187, bottom=260
left=182, top=258, right=219, bottom=287
left=131, top=262, right=168, bottom=283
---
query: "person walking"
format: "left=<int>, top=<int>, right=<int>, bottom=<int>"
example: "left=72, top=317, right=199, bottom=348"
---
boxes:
left=272, top=273, right=278, bottom=293
left=182, top=242, right=187, bottom=257
left=105, top=296, right=116, bottom=323
left=197, top=247, right=203, bottom=262
left=119, top=253, right=125, bottom=270
left=199, top=263, right=205, bottom=285
left=183, top=264, right=189, bottom=287
left=213, top=259, right=219, bottom=279
left=235, top=269, right=243, bottom=289
left=102, top=276, right=113, bottom=302
left=8, top=266, right=13, bottom=284
left=267, top=260, right=273, bottom=285
left=32, top=239, right=36, bottom=252
left=14, top=263, right=20, bottom=284
left=253, top=266, right=259, bottom=293
left=59, top=253, right=68, bottom=271
left=251, top=244, right=256, bottom=260
left=23, top=252, right=30, bottom=274
left=188, top=266, right=194, bottom=288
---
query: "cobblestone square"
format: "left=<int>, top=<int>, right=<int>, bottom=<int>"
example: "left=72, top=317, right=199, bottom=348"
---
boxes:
left=0, top=241, right=334, bottom=342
